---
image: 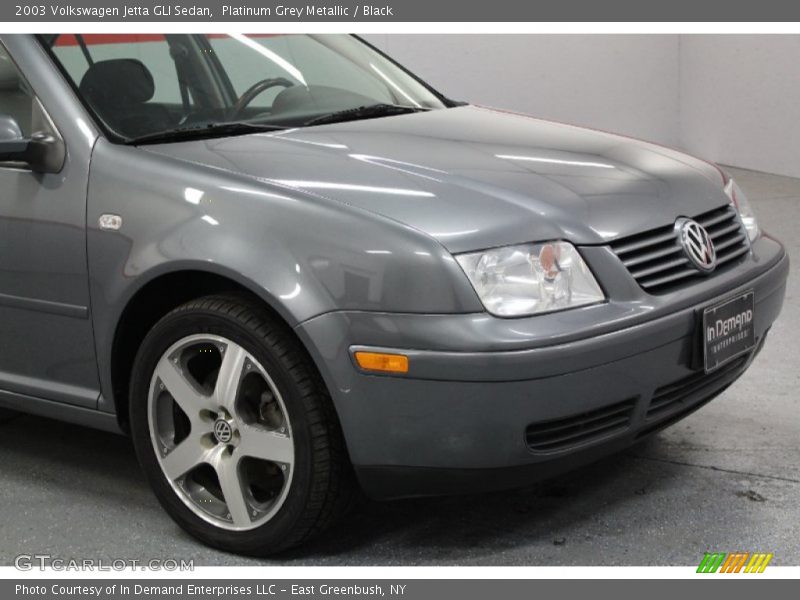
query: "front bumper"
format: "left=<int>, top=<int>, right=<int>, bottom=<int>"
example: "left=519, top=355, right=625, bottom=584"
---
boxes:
left=295, top=236, right=789, bottom=499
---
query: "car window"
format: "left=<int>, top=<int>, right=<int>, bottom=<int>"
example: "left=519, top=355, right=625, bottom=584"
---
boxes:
left=51, top=34, right=182, bottom=104
left=42, top=34, right=449, bottom=142
left=0, top=43, right=35, bottom=136
left=209, top=35, right=395, bottom=108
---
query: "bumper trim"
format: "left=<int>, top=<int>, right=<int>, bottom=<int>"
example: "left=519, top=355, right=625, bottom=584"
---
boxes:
left=356, top=339, right=758, bottom=500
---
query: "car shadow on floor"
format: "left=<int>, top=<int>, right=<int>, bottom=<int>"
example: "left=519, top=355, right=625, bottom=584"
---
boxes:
left=0, top=411, right=677, bottom=562
left=292, top=443, right=671, bottom=561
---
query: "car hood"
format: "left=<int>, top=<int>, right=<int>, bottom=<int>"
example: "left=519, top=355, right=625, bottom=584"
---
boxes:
left=144, top=105, right=729, bottom=253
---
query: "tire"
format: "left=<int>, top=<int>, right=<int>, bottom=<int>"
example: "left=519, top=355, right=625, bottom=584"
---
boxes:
left=129, top=294, right=355, bottom=555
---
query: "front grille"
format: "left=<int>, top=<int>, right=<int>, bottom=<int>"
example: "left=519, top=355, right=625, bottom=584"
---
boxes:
left=525, top=397, right=637, bottom=453
left=610, top=205, right=750, bottom=293
left=645, top=355, right=749, bottom=423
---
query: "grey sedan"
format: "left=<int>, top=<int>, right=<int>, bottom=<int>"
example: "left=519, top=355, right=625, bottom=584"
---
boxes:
left=0, top=34, right=788, bottom=555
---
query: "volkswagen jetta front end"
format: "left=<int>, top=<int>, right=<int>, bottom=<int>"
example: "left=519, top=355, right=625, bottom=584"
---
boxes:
left=0, top=33, right=788, bottom=554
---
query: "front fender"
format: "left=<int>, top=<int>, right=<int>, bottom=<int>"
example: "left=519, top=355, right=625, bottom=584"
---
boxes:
left=87, top=139, right=482, bottom=410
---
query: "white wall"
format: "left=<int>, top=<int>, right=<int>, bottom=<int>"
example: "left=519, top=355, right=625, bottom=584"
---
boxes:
left=680, top=35, right=800, bottom=179
left=364, top=34, right=681, bottom=146
left=364, top=34, right=800, bottom=178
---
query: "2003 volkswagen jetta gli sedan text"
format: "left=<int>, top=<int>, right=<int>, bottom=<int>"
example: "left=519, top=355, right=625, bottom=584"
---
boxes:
left=0, top=34, right=789, bottom=555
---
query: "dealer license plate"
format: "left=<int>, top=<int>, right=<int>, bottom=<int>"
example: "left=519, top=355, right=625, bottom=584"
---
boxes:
left=702, top=290, right=755, bottom=373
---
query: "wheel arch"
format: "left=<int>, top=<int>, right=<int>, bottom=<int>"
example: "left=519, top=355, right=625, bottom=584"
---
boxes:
left=106, top=266, right=324, bottom=433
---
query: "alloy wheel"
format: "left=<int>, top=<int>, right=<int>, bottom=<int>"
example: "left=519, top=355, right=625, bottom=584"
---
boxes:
left=147, top=334, right=294, bottom=531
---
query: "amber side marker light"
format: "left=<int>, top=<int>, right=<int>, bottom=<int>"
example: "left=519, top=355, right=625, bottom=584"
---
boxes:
left=354, top=351, right=409, bottom=374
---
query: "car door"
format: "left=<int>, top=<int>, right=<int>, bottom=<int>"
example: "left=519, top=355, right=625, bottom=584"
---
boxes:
left=0, top=39, right=99, bottom=408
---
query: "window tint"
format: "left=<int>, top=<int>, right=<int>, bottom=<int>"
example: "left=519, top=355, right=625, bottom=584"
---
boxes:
left=0, top=44, right=35, bottom=136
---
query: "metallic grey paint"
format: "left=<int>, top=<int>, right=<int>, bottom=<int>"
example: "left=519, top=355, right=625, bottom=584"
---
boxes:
left=298, top=248, right=787, bottom=469
left=0, top=34, right=789, bottom=499
left=143, top=105, right=730, bottom=254
left=0, top=35, right=100, bottom=409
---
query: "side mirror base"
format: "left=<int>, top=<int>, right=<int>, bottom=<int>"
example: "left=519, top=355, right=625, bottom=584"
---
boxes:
left=0, top=132, right=65, bottom=174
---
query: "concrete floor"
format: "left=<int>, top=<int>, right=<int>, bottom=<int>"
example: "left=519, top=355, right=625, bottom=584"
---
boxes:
left=0, top=167, right=797, bottom=566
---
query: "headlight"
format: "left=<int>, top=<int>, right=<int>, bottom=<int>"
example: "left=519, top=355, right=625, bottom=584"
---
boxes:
left=724, top=178, right=759, bottom=242
left=455, top=241, right=605, bottom=317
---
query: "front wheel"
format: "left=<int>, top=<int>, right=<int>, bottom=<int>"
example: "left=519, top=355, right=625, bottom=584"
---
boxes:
left=129, top=295, right=354, bottom=555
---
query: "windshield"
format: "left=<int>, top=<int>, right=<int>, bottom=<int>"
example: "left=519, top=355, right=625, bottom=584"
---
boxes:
left=40, top=34, right=450, bottom=142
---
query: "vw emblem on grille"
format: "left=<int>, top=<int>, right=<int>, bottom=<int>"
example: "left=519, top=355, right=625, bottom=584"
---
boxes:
left=213, top=419, right=233, bottom=444
left=676, top=218, right=717, bottom=273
